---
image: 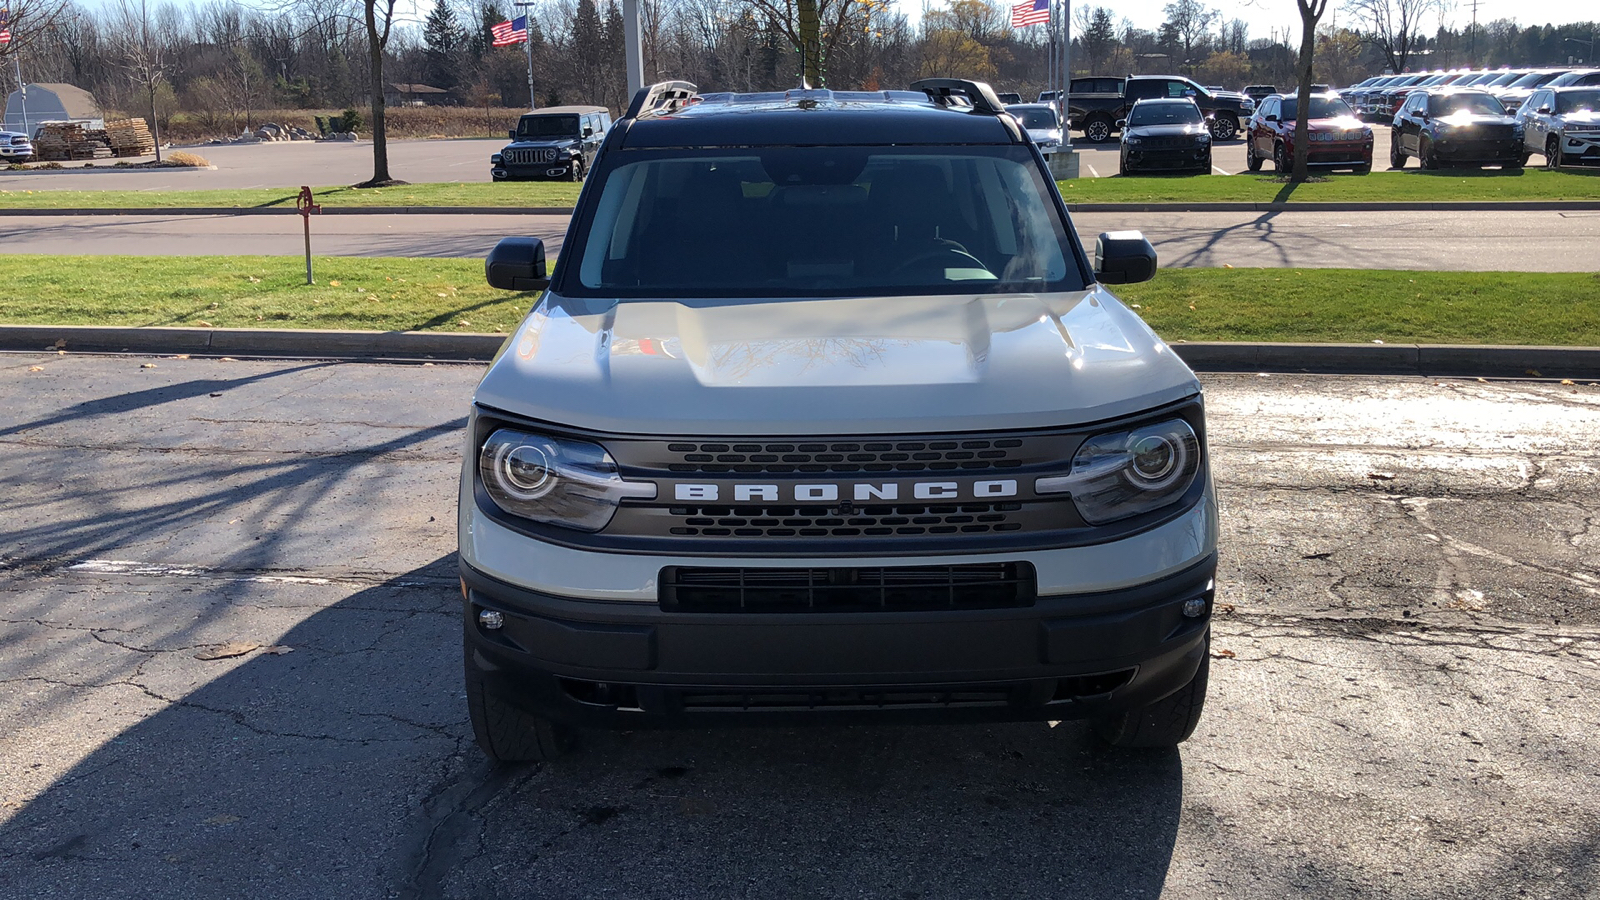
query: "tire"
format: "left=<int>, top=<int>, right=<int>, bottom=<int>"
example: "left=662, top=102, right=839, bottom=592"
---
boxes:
left=1094, top=643, right=1210, bottom=748
left=1352, top=164, right=1371, bottom=175
left=1504, top=162, right=1524, bottom=173
left=1118, top=155, right=1130, bottom=176
left=465, top=648, right=573, bottom=764
left=1246, top=140, right=1263, bottom=172
left=1546, top=136, right=1563, bottom=169
left=1420, top=136, right=1438, bottom=170
left=1273, top=142, right=1287, bottom=172
left=1520, top=151, right=1533, bottom=167
left=1197, top=153, right=1212, bottom=175
left=1390, top=133, right=1406, bottom=169
left=567, top=157, right=584, bottom=182
left=1083, top=115, right=1114, bottom=144
left=1209, top=115, right=1238, bottom=142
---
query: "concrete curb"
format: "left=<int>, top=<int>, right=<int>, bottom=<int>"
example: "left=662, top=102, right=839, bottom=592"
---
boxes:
left=4, top=200, right=1599, bottom=217
left=0, top=205, right=576, bottom=217
left=5, top=326, right=1599, bottom=377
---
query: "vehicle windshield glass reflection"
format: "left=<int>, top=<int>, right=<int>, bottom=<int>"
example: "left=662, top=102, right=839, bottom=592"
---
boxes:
left=1430, top=94, right=1506, bottom=116
left=1557, top=90, right=1600, bottom=113
left=520, top=115, right=580, bottom=138
left=568, top=146, right=1083, bottom=299
left=1278, top=97, right=1355, bottom=119
left=1128, top=103, right=1203, bottom=126
left=1014, top=109, right=1059, bottom=129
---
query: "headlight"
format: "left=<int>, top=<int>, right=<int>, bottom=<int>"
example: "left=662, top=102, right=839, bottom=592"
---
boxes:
left=491, top=153, right=502, bottom=164
left=1035, top=419, right=1202, bottom=525
left=1124, top=137, right=1142, bottom=146
left=1197, top=133, right=1211, bottom=143
left=478, top=428, right=655, bottom=532
left=1242, top=99, right=1256, bottom=111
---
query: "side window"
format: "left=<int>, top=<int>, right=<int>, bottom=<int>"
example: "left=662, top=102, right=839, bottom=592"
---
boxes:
left=1166, top=80, right=1189, bottom=98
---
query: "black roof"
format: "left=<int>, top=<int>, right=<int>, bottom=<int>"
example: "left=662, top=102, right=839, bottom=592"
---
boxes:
left=618, top=88, right=1023, bottom=148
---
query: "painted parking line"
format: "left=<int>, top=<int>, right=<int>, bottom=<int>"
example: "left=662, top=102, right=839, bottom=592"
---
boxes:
left=1213, top=166, right=1232, bottom=175
left=1086, top=163, right=1100, bottom=177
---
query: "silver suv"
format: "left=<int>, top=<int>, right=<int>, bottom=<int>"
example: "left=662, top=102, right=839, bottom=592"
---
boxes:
left=460, top=79, right=1219, bottom=763
left=1517, top=86, right=1600, bottom=167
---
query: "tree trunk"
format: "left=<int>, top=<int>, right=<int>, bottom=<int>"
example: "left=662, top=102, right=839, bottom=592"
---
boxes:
left=797, top=0, right=821, bottom=88
left=364, top=7, right=391, bottom=185
left=149, top=84, right=163, bottom=164
left=1292, top=14, right=1316, bottom=182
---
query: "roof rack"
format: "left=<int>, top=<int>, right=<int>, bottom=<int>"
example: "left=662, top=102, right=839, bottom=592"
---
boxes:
left=623, top=80, right=699, bottom=121
left=910, top=78, right=1006, bottom=115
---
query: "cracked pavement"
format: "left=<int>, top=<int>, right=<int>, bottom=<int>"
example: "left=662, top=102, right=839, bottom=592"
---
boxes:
left=1, top=355, right=1598, bottom=899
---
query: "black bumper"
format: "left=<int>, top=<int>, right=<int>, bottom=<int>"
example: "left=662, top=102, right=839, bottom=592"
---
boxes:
left=491, top=162, right=575, bottom=181
left=461, top=555, right=1216, bottom=728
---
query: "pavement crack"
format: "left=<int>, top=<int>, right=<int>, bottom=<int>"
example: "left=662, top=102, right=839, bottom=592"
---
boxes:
left=399, top=762, right=536, bottom=900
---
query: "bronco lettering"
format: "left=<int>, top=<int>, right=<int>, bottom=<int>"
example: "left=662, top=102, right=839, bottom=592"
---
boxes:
left=672, top=480, right=1019, bottom=502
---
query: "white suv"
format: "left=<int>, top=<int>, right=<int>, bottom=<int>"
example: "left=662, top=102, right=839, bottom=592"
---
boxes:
left=1516, top=86, right=1600, bottom=168
left=459, top=79, right=1219, bottom=763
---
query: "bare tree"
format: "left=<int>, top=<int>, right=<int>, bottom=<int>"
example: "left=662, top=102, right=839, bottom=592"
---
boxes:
left=1161, top=0, right=1218, bottom=70
left=744, top=0, right=890, bottom=87
left=1344, top=0, right=1441, bottom=74
left=355, top=0, right=403, bottom=185
left=111, top=0, right=171, bottom=161
left=1292, top=0, right=1330, bottom=181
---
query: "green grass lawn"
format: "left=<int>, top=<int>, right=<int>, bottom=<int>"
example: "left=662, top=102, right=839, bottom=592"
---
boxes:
left=3, top=255, right=1598, bottom=345
left=4, top=168, right=1600, bottom=210
left=1058, top=168, right=1600, bottom=204
left=0, top=181, right=583, bottom=210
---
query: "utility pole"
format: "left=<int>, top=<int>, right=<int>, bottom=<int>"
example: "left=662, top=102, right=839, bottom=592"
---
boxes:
left=513, top=1, right=536, bottom=109
left=1468, top=0, right=1479, bottom=65
left=622, top=0, right=642, bottom=97
left=11, top=53, right=29, bottom=136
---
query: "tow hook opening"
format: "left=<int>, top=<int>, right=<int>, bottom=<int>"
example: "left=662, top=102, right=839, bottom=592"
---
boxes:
left=561, top=678, right=642, bottom=711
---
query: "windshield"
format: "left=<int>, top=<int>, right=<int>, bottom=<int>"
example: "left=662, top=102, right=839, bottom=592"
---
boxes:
left=1013, top=108, right=1059, bottom=129
left=518, top=115, right=579, bottom=138
left=1430, top=93, right=1506, bottom=116
left=1278, top=96, right=1355, bottom=119
left=1484, top=71, right=1528, bottom=87
left=566, top=147, right=1082, bottom=299
left=1129, top=102, right=1203, bottom=126
left=1557, top=90, right=1600, bottom=113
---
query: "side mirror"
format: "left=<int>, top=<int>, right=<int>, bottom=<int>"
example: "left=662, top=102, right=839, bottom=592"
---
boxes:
left=1265, top=113, right=1279, bottom=122
left=583, top=126, right=594, bottom=138
left=1115, top=119, right=1127, bottom=129
left=1536, top=105, right=1552, bottom=114
left=508, top=129, right=517, bottom=140
left=486, top=237, right=550, bottom=292
left=1095, top=231, right=1157, bottom=286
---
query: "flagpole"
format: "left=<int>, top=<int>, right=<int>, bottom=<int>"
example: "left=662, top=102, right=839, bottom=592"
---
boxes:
left=513, top=1, right=536, bottom=110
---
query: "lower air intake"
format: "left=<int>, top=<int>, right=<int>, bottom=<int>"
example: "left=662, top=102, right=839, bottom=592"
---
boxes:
left=659, top=562, right=1036, bottom=612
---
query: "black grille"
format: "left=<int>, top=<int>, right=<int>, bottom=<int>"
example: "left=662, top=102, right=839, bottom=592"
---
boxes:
left=660, top=439, right=1025, bottom=475
left=664, top=503, right=1024, bottom=538
left=659, top=562, right=1036, bottom=612
left=504, top=147, right=557, bottom=165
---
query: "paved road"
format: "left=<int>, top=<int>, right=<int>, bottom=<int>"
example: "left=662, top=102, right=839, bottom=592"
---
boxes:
left=1, top=356, right=1597, bottom=899
left=5, top=208, right=1598, bottom=271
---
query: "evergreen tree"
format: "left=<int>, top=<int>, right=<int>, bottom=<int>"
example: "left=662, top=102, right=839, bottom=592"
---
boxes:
left=424, top=0, right=465, bottom=94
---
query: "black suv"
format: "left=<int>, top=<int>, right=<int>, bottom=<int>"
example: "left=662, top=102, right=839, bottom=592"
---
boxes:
left=492, top=106, right=612, bottom=182
left=1119, top=98, right=1212, bottom=175
left=1069, top=75, right=1256, bottom=142
left=1390, top=89, right=1524, bottom=170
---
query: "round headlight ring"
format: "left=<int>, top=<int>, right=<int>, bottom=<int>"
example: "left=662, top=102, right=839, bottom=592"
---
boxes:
left=1126, top=432, right=1187, bottom=490
left=495, top=442, right=558, bottom=500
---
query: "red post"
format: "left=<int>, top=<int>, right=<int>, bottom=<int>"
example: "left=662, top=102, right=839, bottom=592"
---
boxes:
left=296, top=186, right=322, bottom=285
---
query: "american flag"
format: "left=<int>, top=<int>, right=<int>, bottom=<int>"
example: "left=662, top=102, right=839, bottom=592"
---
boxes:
left=490, top=15, right=527, bottom=47
left=1, top=7, right=11, bottom=45
left=1010, top=0, right=1049, bottom=28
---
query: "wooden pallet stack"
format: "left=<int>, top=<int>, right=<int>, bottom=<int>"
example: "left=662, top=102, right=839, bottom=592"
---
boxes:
left=106, top=118, right=156, bottom=157
left=31, top=123, right=78, bottom=161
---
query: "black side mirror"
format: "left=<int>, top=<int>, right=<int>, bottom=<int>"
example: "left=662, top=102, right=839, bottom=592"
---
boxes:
left=1536, top=105, right=1552, bottom=114
left=486, top=237, right=550, bottom=292
left=1265, top=113, right=1279, bottom=122
left=1115, top=118, right=1127, bottom=129
left=583, top=126, right=594, bottom=138
left=508, top=129, right=517, bottom=140
left=1095, top=231, right=1157, bottom=285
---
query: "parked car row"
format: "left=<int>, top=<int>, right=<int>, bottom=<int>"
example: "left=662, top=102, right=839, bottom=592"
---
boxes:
left=1341, top=67, right=1600, bottom=122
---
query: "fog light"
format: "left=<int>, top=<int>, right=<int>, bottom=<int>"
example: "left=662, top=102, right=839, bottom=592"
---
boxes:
left=478, top=609, right=505, bottom=630
left=1182, top=597, right=1208, bottom=618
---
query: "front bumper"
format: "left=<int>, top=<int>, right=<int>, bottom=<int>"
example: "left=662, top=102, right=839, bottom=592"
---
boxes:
left=1558, top=132, right=1600, bottom=164
left=1125, top=147, right=1210, bottom=170
left=461, top=553, right=1217, bottom=728
left=491, top=161, right=575, bottom=181
left=1434, top=138, right=1524, bottom=165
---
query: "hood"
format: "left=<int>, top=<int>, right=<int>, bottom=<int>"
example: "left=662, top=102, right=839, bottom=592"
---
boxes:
left=1026, top=127, right=1063, bottom=142
left=1300, top=116, right=1368, bottom=131
left=1432, top=111, right=1517, bottom=127
left=1557, top=110, right=1600, bottom=124
left=1210, top=89, right=1249, bottom=101
left=1127, top=123, right=1208, bottom=139
left=473, top=289, right=1200, bottom=436
left=505, top=137, right=579, bottom=149
left=0, top=131, right=29, bottom=141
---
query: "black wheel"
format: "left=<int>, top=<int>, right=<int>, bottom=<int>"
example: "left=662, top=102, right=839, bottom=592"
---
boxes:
left=1420, top=136, right=1438, bottom=170
left=1209, top=115, right=1238, bottom=141
left=567, top=157, right=584, bottom=182
left=1245, top=140, right=1263, bottom=172
left=1504, top=162, right=1524, bottom=173
left=1083, top=115, right=1114, bottom=144
left=1389, top=133, right=1406, bottom=169
left=1520, top=151, right=1532, bottom=167
left=1273, top=142, right=1287, bottom=172
left=465, top=647, right=573, bottom=764
left=1198, top=153, right=1212, bottom=175
left=1094, top=642, right=1210, bottom=748
left=1352, top=164, right=1371, bottom=175
left=1118, top=153, right=1130, bottom=176
left=1546, top=136, right=1563, bottom=169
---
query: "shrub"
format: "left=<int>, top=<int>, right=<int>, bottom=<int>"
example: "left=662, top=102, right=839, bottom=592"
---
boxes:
left=165, top=151, right=212, bottom=167
left=339, top=108, right=365, bottom=133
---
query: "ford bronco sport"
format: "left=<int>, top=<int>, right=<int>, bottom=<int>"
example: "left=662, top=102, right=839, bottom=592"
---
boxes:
left=460, top=79, right=1219, bottom=763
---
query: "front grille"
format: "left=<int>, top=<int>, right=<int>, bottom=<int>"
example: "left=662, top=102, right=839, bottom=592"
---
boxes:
left=660, top=439, right=1024, bottom=474
left=1137, top=137, right=1202, bottom=149
left=665, top=502, right=1024, bottom=538
left=659, top=562, right=1036, bottom=612
left=504, top=147, right=557, bottom=165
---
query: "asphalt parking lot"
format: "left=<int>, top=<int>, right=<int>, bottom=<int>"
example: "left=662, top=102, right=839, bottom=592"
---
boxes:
left=1, top=355, right=1597, bottom=899
left=0, top=130, right=1438, bottom=190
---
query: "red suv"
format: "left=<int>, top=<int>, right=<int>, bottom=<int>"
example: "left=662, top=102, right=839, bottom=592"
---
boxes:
left=1245, top=93, right=1375, bottom=174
